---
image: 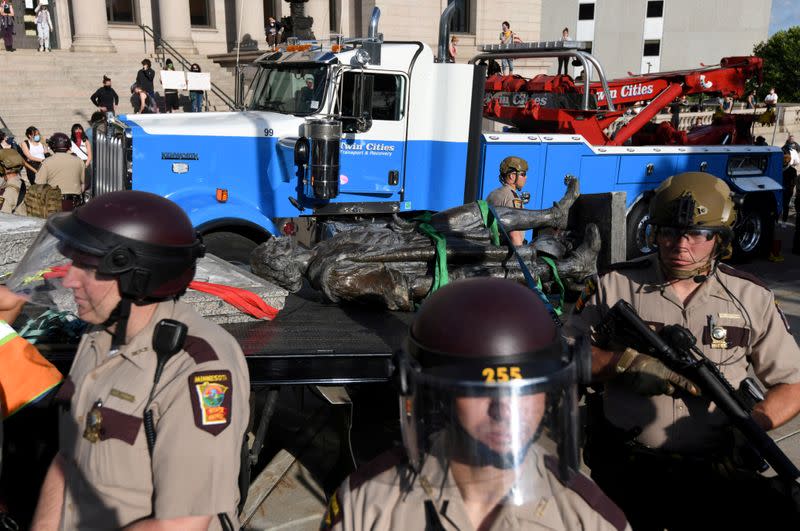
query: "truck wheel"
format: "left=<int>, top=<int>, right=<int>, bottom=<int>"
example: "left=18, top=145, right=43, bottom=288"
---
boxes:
left=203, top=231, right=261, bottom=267
left=732, top=201, right=773, bottom=261
left=626, top=199, right=654, bottom=260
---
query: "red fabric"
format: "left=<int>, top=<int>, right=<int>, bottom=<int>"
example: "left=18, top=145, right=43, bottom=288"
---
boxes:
left=42, top=265, right=279, bottom=320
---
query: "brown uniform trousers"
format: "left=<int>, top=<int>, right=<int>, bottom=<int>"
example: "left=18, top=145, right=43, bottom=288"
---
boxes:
left=564, top=256, right=800, bottom=530
left=54, top=300, right=250, bottom=530
left=0, top=173, right=26, bottom=215
left=321, top=446, right=630, bottom=531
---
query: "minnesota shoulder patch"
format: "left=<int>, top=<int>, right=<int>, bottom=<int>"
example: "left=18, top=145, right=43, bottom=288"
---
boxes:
left=188, top=370, right=232, bottom=436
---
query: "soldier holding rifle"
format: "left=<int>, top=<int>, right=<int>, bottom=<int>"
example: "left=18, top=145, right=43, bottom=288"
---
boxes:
left=564, top=172, right=800, bottom=530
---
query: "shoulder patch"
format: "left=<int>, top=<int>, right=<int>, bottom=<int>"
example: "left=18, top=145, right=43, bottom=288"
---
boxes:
left=573, top=277, right=597, bottom=315
left=320, top=489, right=343, bottom=530
left=349, top=447, right=406, bottom=491
left=717, top=263, right=771, bottom=291
left=188, top=370, right=232, bottom=436
left=184, top=335, right=219, bottom=364
left=544, top=455, right=628, bottom=531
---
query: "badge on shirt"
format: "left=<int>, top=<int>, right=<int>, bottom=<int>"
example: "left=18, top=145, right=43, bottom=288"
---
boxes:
left=188, top=370, right=232, bottom=435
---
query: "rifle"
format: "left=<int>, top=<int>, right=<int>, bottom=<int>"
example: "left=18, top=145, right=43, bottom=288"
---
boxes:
left=598, top=299, right=800, bottom=483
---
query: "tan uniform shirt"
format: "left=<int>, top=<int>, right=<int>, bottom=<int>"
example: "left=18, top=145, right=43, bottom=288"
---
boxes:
left=55, top=300, right=250, bottom=530
left=486, top=184, right=523, bottom=209
left=37, top=152, right=85, bottom=195
left=564, top=256, right=800, bottom=452
left=322, top=447, right=629, bottom=531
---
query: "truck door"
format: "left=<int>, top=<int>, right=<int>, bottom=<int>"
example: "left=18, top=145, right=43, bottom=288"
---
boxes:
left=337, top=71, right=408, bottom=203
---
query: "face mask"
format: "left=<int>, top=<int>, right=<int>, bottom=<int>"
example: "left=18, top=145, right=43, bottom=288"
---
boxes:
left=75, top=131, right=83, bottom=140
left=33, top=135, right=41, bottom=142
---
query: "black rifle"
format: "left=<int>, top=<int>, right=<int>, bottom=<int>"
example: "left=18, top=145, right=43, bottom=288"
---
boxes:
left=598, top=299, right=800, bottom=483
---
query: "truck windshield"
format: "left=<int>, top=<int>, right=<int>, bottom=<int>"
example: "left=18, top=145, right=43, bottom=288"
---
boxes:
left=248, top=65, right=328, bottom=115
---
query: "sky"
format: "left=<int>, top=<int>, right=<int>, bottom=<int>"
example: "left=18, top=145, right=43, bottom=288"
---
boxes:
left=770, top=0, right=800, bottom=35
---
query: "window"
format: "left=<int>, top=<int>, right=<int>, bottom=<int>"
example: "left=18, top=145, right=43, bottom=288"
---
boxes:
left=646, top=1, right=664, bottom=18
left=190, top=0, right=212, bottom=27
left=727, top=154, right=768, bottom=176
left=341, top=73, right=405, bottom=121
left=448, top=0, right=473, bottom=33
left=106, top=0, right=136, bottom=24
left=643, top=40, right=661, bottom=56
left=247, top=65, right=329, bottom=116
left=578, top=3, right=595, bottom=21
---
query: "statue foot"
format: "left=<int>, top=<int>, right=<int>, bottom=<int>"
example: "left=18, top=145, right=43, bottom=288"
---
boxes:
left=251, top=237, right=309, bottom=293
left=550, top=175, right=580, bottom=229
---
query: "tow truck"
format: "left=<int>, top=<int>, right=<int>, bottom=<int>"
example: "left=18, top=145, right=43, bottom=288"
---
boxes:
left=92, top=3, right=782, bottom=262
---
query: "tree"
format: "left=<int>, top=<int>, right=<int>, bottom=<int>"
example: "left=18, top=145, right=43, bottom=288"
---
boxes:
left=753, top=26, right=800, bottom=103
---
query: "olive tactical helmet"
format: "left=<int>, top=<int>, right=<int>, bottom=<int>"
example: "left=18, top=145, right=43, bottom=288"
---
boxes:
left=0, top=148, right=24, bottom=176
left=500, top=156, right=528, bottom=176
left=648, top=172, right=736, bottom=230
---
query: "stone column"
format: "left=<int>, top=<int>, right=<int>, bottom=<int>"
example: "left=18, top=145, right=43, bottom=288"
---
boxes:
left=157, top=0, right=197, bottom=54
left=69, top=0, right=116, bottom=52
left=305, top=0, right=329, bottom=40
left=236, top=0, right=265, bottom=51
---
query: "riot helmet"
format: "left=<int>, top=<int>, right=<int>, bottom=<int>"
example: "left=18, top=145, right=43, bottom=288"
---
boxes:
left=48, top=132, right=72, bottom=153
left=394, top=278, right=590, bottom=504
left=7, top=191, right=204, bottom=343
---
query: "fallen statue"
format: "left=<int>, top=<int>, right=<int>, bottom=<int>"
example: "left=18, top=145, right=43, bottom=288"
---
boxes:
left=251, top=177, right=601, bottom=310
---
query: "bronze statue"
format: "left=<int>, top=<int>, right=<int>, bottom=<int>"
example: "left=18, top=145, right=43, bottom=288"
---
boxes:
left=252, top=177, right=600, bottom=310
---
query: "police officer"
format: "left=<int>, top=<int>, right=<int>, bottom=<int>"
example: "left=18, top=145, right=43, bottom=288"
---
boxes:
left=322, top=278, right=630, bottom=531
left=0, top=147, right=26, bottom=215
left=486, top=156, right=529, bottom=246
left=564, top=172, right=800, bottom=530
left=37, top=132, right=85, bottom=211
left=23, top=191, right=249, bottom=530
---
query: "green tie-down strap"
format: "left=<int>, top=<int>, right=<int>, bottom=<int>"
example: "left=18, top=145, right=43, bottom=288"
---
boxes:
left=476, top=200, right=501, bottom=247
left=415, top=212, right=450, bottom=295
left=537, top=255, right=565, bottom=316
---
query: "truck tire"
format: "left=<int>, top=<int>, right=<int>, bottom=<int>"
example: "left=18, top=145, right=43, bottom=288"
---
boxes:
left=732, top=199, right=774, bottom=261
left=626, top=199, right=654, bottom=260
left=203, top=231, right=261, bottom=267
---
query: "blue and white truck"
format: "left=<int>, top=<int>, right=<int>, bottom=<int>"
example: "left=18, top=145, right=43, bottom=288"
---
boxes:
left=92, top=6, right=782, bottom=262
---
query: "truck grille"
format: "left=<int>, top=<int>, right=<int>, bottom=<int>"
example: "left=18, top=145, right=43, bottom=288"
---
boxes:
left=92, top=119, right=131, bottom=197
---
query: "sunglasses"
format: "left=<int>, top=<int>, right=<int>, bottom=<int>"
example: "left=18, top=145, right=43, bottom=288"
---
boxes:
left=656, top=227, right=717, bottom=243
left=509, top=170, right=527, bottom=177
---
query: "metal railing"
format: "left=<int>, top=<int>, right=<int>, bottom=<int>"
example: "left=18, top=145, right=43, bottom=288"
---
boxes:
left=138, top=24, right=237, bottom=111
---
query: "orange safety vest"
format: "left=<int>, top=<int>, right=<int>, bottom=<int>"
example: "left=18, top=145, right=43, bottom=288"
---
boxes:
left=0, top=321, right=62, bottom=417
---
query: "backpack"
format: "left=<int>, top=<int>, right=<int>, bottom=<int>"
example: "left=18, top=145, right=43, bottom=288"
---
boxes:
left=24, top=183, right=62, bottom=218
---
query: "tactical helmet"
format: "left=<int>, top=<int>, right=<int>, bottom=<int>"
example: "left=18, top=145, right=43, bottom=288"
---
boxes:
left=0, top=148, right=24, bottom=176
left=8, top=191, right=204, bottom=304
left=48, top=132, right=72, bottom=153
left=395, top=278, right=590, bottom=499
left=499, top=156, right=528, bottom=176
left=648, top=172, right=735, bottom=230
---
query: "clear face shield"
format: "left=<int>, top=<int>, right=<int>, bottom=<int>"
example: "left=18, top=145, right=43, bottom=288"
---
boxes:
left=4, top=219, right=102, bottom=311
left=395, top=351, right=581, bottom=507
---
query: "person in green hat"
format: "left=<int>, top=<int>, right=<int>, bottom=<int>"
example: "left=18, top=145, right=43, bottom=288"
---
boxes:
left=486, top=156, right=529, bottom=246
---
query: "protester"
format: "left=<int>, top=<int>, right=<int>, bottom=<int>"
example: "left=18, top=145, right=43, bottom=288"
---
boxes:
left=34, top=3, right=53, bottom=52
left=69, top=123, right=91, bottom=169
left=90, top=76, right=119, bottom=115
left=764, top=87, right=778, bottom=111
left=266, top=16, right=283, bottom=47
left=132, top=84, right=155, bottom=114
left=163, top=58, right=180, bottom=113
left=189, top=63, right=204, bottom=112
left=447, top=35, right=458, bottom=62
left=0, top=0, right=14, bottom=52
left=499, top=21, right=522, bottom=74
left=136, top=58, right=156, bottom=101
left=557, top=27, right=570, bottom=75
left=19, top=126, right=49, bottom=185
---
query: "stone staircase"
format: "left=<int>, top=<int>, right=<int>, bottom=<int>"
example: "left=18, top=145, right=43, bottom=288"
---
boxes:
left=0, top=49, right=238, bottom=138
